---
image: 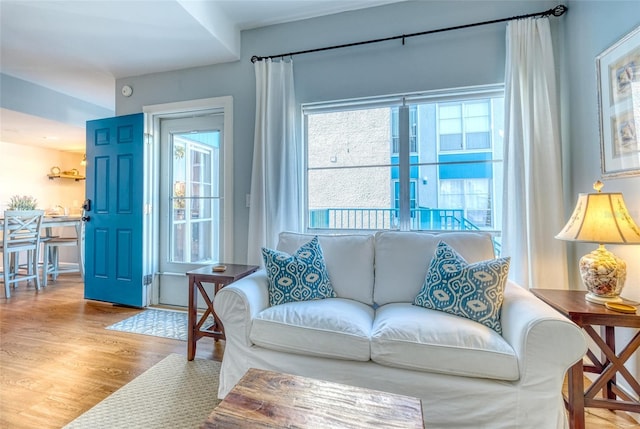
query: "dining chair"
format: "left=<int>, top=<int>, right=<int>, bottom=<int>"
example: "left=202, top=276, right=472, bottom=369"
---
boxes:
left=1, top=210, right=45, bottom=298
left=43, top=219, right=84, bottom=287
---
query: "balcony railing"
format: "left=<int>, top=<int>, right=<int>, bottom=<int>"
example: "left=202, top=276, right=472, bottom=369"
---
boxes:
left=309, top=207, right=477, bottom=231
left=309, top=207, right=501, bottom=254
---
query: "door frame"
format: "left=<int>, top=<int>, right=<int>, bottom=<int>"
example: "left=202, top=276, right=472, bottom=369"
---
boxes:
left=143, top=96, right=234, bottom=306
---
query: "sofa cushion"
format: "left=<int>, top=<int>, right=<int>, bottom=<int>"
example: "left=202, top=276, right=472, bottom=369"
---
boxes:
left=414, top=241, right=510, bottom=334
left=250, top=298, right=374, bottom=361
left=262, top=236, right=336, bottom=306
left=373, top=231, right=495, bottom=306
left=277, top=232, right=375, bottom=305
left=371, top=303, right=519, bottom=381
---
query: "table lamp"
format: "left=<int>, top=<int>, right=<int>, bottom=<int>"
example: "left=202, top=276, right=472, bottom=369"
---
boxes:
left=556, top=181, right=640, bottom=304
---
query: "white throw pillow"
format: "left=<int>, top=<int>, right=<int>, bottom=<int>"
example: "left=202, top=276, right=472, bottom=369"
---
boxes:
left=373, top=231, right=495, bottom=306
left=277, top=232, right=375, bottom=305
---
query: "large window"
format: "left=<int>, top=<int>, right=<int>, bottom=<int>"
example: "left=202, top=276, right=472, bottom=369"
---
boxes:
left=304, top=85, right=504, bottom=243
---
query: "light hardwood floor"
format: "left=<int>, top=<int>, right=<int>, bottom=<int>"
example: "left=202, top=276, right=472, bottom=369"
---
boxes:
left=0, top=275, right=637, bottom=428
left=0, top=275, right=221, bottom=429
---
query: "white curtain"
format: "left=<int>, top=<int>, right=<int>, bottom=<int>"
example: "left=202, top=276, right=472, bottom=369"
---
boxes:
left=247, top=59, right=301, bottom=265
left=502, top=18, right=568, bottom=289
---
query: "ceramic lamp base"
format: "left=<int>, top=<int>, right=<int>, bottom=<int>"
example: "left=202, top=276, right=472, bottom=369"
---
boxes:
left=585, top=293, right=623, bottom=305
left=579, top=245, right=626, bottom=305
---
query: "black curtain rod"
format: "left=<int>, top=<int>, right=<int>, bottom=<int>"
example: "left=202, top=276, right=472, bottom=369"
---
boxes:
left=250, top=4, right=567, bottom=63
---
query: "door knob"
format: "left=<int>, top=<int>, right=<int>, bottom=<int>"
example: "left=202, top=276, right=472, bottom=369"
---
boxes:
left=81, top=216, right=91, bottom=222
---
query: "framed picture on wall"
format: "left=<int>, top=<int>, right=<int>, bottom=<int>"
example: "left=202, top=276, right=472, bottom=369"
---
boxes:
left=596, top=24, right=640, bottom=178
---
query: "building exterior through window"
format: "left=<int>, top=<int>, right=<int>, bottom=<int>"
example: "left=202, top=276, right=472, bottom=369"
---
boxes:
left=304, top=85, right=504, bottom=251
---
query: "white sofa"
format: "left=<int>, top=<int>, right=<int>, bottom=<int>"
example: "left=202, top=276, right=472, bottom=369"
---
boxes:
left=214, top=231, right=587, bottom=428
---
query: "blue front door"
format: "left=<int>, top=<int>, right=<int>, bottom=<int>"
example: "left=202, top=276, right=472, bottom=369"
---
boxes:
left=84, top=113, right=145, bottom=307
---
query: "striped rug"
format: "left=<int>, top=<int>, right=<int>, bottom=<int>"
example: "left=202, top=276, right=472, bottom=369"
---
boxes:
left=63, top=354, right=221, bottom=428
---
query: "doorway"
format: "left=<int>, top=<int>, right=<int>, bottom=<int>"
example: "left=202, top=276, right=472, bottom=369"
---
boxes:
left=159, top=115, right=223, bottom=305
left=144, top=97, right=234, bottom=308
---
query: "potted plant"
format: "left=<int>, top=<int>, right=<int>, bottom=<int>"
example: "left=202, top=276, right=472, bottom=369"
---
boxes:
left=7, top=195, right=38, bottom=210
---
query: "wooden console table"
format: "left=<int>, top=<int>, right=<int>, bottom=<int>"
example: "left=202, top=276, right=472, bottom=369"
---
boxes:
left=531, top=289, right=640, bottom=429
left=186, top=264, right=259, bottom=360
left=202, top=368, right=425, bottom=428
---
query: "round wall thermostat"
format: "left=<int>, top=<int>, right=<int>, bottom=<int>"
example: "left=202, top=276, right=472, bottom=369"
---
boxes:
left=121, top=85, right=133, bottom=97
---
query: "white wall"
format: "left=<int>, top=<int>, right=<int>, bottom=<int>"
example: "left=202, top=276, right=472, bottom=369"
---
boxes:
left=0, top=142, right=86, bottom=268
left=0, top=141, right=85, bottom=213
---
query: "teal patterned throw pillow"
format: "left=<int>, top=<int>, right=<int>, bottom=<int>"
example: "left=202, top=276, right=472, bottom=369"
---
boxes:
left=414, top=241, right=510, bottom=334
left=262, top=237, right=336, bottom=306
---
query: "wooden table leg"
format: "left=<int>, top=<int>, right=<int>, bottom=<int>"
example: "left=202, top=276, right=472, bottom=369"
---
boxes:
left=604, top=326, right=616, bottom=400
left=567, top=360, right=585, bottom=429
left=212, top=283, right=225, bottom=340
left=187, top=276, right=197, bottom=361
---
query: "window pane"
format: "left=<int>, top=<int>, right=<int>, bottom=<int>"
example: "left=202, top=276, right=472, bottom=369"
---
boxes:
left=464, top=101, right=489, bottom=117
left=308, top=166, right=395, bottom=229
left=307, top=108, right=391, bottom=169
left=464, top=101, right=490, bottom=142
left=440, top=134, right=463, bottom=151
left=392, top=106, right=418, bottom=153
left=169, top=131, right=220, bottom=263
left=410, top=107, right=418, bottom=153
left=439, top=104, right=461, bottom=119
left=191, top=183, right=213, bottom=199
left=440, top=118, right=461, bottom=134
left=465, top=116, right=489, bottom=132
left=307, top=106, right=395, bottom=230
left=190, top=220, right=212, bottom=262
left=439, top=177, right=493, bottom=229
left=304, top=89, right=504, bottom=244
left=440, top=179, right=464, bottom=208
left=466, top=132, right=491, bottom=149
left=172, top=222, right=185, bottom=261
left=391, top=108, right=399, bottom=153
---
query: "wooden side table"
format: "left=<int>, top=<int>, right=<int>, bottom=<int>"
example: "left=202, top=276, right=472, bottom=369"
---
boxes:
left=186, top=264, right=259, bottom=360
left=531, top=289, right=640, bottom=429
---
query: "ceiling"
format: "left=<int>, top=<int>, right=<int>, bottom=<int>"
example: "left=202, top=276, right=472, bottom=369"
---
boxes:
left=0, top=0, right=406, bottom=152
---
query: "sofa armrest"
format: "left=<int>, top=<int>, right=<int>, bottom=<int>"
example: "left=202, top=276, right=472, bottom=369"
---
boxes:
left=501, top=282, right=587, bottom=384
left=214, top=269, right=270, bottom=346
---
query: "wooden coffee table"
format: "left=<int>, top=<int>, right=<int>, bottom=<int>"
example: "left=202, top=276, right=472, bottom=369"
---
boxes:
left=202, top=368, right=425, bottom=428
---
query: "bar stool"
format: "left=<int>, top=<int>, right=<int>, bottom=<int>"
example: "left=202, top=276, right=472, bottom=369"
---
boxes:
left=43, top=221, right=84, bottom=287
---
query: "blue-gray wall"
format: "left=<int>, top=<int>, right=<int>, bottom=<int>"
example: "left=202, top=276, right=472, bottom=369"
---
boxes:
left=563, top=2, right=640, bottom=385
left=564, top=1, right=640, bottom=294
left=115, top=0, right=558, bottom=263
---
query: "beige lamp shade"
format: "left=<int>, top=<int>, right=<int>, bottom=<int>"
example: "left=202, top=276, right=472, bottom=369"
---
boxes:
left=555, top=192, right=640, bottom=244
left=556, top=189, right=640, bottom=303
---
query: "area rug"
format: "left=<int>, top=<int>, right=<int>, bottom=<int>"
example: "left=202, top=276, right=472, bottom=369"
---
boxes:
left=106, top=308, right=213, bottom=341
left=63, top=354, right=221, bottom=429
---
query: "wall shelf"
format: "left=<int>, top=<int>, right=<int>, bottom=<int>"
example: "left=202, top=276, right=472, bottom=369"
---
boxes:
left=47, top=173, right=85, bottom=182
